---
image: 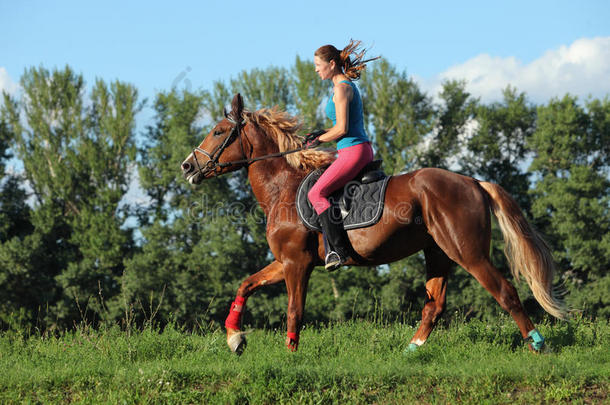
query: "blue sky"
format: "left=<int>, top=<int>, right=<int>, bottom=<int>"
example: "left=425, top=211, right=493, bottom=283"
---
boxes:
left=2, top=0, right=610, bottom=106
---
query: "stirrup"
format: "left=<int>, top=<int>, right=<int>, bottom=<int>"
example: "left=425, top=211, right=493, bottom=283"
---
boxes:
left=325, top=251, right=345, bottom=271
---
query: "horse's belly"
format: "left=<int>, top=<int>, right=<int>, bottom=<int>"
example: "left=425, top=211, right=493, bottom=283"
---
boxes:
left=347, top=220, right=432, bottom=266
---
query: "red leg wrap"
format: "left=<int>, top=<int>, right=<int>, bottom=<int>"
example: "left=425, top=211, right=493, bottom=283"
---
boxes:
left=224, top=296, right=245, bottom=330
left=287, top=332, right=299, bottom=352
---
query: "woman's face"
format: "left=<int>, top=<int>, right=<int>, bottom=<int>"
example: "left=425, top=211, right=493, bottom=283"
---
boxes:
left=314, top=56, right=335, bottom=80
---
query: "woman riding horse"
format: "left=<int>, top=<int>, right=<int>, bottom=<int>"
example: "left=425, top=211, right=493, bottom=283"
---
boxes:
left=181, top=74, right=566, bottom=355
left=304, top=40, right=379, bottom=271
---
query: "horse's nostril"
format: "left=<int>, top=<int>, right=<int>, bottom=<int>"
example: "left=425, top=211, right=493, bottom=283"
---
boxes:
left=182, top=162, right=192, bottom=173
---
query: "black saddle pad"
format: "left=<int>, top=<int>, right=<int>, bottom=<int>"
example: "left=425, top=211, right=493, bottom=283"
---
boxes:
left=296, top=167, right=391, bottom=231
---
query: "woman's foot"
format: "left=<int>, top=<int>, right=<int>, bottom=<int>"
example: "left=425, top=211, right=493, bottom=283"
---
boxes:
left=325, top=250, right=346, bottom=271
left=319, top=208, right=350, bottom=271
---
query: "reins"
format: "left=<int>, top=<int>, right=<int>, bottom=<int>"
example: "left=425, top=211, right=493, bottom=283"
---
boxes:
left=223, top=146, right=307, bottom=167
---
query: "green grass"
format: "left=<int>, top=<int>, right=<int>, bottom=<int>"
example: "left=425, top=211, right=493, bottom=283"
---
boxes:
left=0, top=317, right=608, bottom=404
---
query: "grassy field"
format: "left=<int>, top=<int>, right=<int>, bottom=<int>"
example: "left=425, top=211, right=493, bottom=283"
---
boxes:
left=0, top=316, right=608, bottom=404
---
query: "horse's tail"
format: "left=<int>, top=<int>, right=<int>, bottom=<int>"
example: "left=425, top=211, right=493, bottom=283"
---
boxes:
left=479, top=181, right=568, bottom=320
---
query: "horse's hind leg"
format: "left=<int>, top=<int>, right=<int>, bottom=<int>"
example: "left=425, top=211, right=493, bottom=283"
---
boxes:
left=225, top=260, right=284, bottom=354
left=420, top=176, right=543, bottom=350
left=408, top=245, right=452, bottom=350
left=433, top=233, right=540, bottom=349
left=462, top=259, right=536, bottom=340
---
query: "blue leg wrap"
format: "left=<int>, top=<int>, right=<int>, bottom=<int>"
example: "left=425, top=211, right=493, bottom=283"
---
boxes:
left=527, top=329, right=545, bottom=351
left=407, top=343, right=419, bottom=352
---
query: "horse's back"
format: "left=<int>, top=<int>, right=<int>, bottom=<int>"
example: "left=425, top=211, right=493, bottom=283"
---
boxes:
left=411, top=167, right=483, bottom=196
left=385, top=167, right=485, bottom=204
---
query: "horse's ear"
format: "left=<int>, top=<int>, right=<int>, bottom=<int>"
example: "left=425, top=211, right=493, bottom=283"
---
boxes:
left=231, top=93, right=244, bottom=120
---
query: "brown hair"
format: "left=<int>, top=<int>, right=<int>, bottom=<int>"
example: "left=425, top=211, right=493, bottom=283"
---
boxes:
left=314, top=39, right=380, bottom=80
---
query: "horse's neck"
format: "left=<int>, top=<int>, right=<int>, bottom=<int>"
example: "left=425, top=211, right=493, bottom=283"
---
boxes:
left=244, top=125, right=305, bottom=217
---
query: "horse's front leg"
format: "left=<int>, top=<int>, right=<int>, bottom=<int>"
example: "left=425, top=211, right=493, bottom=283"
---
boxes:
left=283, top=259, right=315, bottom=352
left=225, top=260, right=284, bottom=354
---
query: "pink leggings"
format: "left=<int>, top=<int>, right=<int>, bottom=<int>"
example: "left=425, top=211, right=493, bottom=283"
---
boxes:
left=308, top=142, right=374, bottom=214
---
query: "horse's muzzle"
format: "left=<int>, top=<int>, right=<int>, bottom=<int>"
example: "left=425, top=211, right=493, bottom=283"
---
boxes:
left=181, top=158, right=203, bottom=184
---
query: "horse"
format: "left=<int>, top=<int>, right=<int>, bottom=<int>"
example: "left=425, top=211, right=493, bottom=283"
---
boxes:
left=181, top=93, right=566, bottom=354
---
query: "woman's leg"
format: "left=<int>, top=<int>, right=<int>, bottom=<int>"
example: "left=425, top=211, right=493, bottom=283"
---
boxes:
left=307, top=142, right=373, bottom=215
left=307, top=142, right=373, bottom=269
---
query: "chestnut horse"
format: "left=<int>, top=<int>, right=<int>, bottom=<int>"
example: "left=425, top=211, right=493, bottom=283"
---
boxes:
left=181, top=94, right=566, bottom=354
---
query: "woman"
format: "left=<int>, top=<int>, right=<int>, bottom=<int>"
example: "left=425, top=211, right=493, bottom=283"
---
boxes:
left=305, top=40, right=379, bottom=271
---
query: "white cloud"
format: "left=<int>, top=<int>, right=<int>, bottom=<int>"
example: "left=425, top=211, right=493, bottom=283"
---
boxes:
left=0, top=67, right=19, bottom=95
left=420, top=37, right=610, bottom=103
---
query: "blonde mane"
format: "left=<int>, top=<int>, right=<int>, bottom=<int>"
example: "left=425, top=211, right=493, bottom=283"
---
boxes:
left=245, top=108, right=335, bottom=172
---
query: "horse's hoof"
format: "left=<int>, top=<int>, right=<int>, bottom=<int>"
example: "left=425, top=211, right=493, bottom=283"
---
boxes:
left=404, top=343, right=419, bottom=354
left=227, top=328, right=248, bottom=355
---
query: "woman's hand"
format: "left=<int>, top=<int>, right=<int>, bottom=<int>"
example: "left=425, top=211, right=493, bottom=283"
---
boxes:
left=302, top=130, right=326, bottom=148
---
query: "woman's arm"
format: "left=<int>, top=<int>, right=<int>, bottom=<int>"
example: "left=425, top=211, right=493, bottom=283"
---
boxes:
left=319, top=82, right=353, bottom=143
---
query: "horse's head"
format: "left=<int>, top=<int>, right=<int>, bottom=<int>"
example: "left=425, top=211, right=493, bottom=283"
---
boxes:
left=181, top=93, right=249, bottom=184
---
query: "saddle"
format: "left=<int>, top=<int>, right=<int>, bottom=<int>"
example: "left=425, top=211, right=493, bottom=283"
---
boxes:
left=296, top=159, right=390, bottom=231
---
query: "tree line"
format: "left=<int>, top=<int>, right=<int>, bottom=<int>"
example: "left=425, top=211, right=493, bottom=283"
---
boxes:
left=0, top=58, right=608, bottom=332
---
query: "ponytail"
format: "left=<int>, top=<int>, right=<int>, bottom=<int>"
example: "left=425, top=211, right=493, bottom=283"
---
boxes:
left=340, top=39, right=380, bottom=80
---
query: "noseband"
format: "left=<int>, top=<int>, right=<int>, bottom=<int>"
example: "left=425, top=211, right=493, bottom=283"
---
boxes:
left=190, top=115, right=307, bottom=178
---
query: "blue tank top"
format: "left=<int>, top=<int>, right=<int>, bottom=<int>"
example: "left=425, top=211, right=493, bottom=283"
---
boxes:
left=325, top=80, right=370, bottom=150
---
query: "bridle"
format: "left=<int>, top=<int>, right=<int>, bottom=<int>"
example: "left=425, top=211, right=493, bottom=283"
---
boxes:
left=190, top=114, right=307, bottom=178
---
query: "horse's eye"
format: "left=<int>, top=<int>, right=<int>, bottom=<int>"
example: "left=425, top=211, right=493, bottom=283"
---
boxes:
left=213, top=129, right=224, bottom=137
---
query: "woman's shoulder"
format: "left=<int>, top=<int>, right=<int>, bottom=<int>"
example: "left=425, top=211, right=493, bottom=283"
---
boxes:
left=335, top=80, right=354, bottom=96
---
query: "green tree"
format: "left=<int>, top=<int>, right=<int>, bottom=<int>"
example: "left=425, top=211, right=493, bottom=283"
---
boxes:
left=2, top=59, right=607, bottom=333
left=419, top=79, right=477, bottom=170
left=461, top=86, right=535, bottom=209
left=0, top=118, right=32, bottom=242
left=0, top=109, right=36, bottom=328
left=291, top=56, right=330, bottom=131
left=360, top=59, right=434, bottom=174
left=230, top=67, right=292, bottom=112
left=1, top=66, right=140, bottom=327
left=529, top=95, right=610, bottom=317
